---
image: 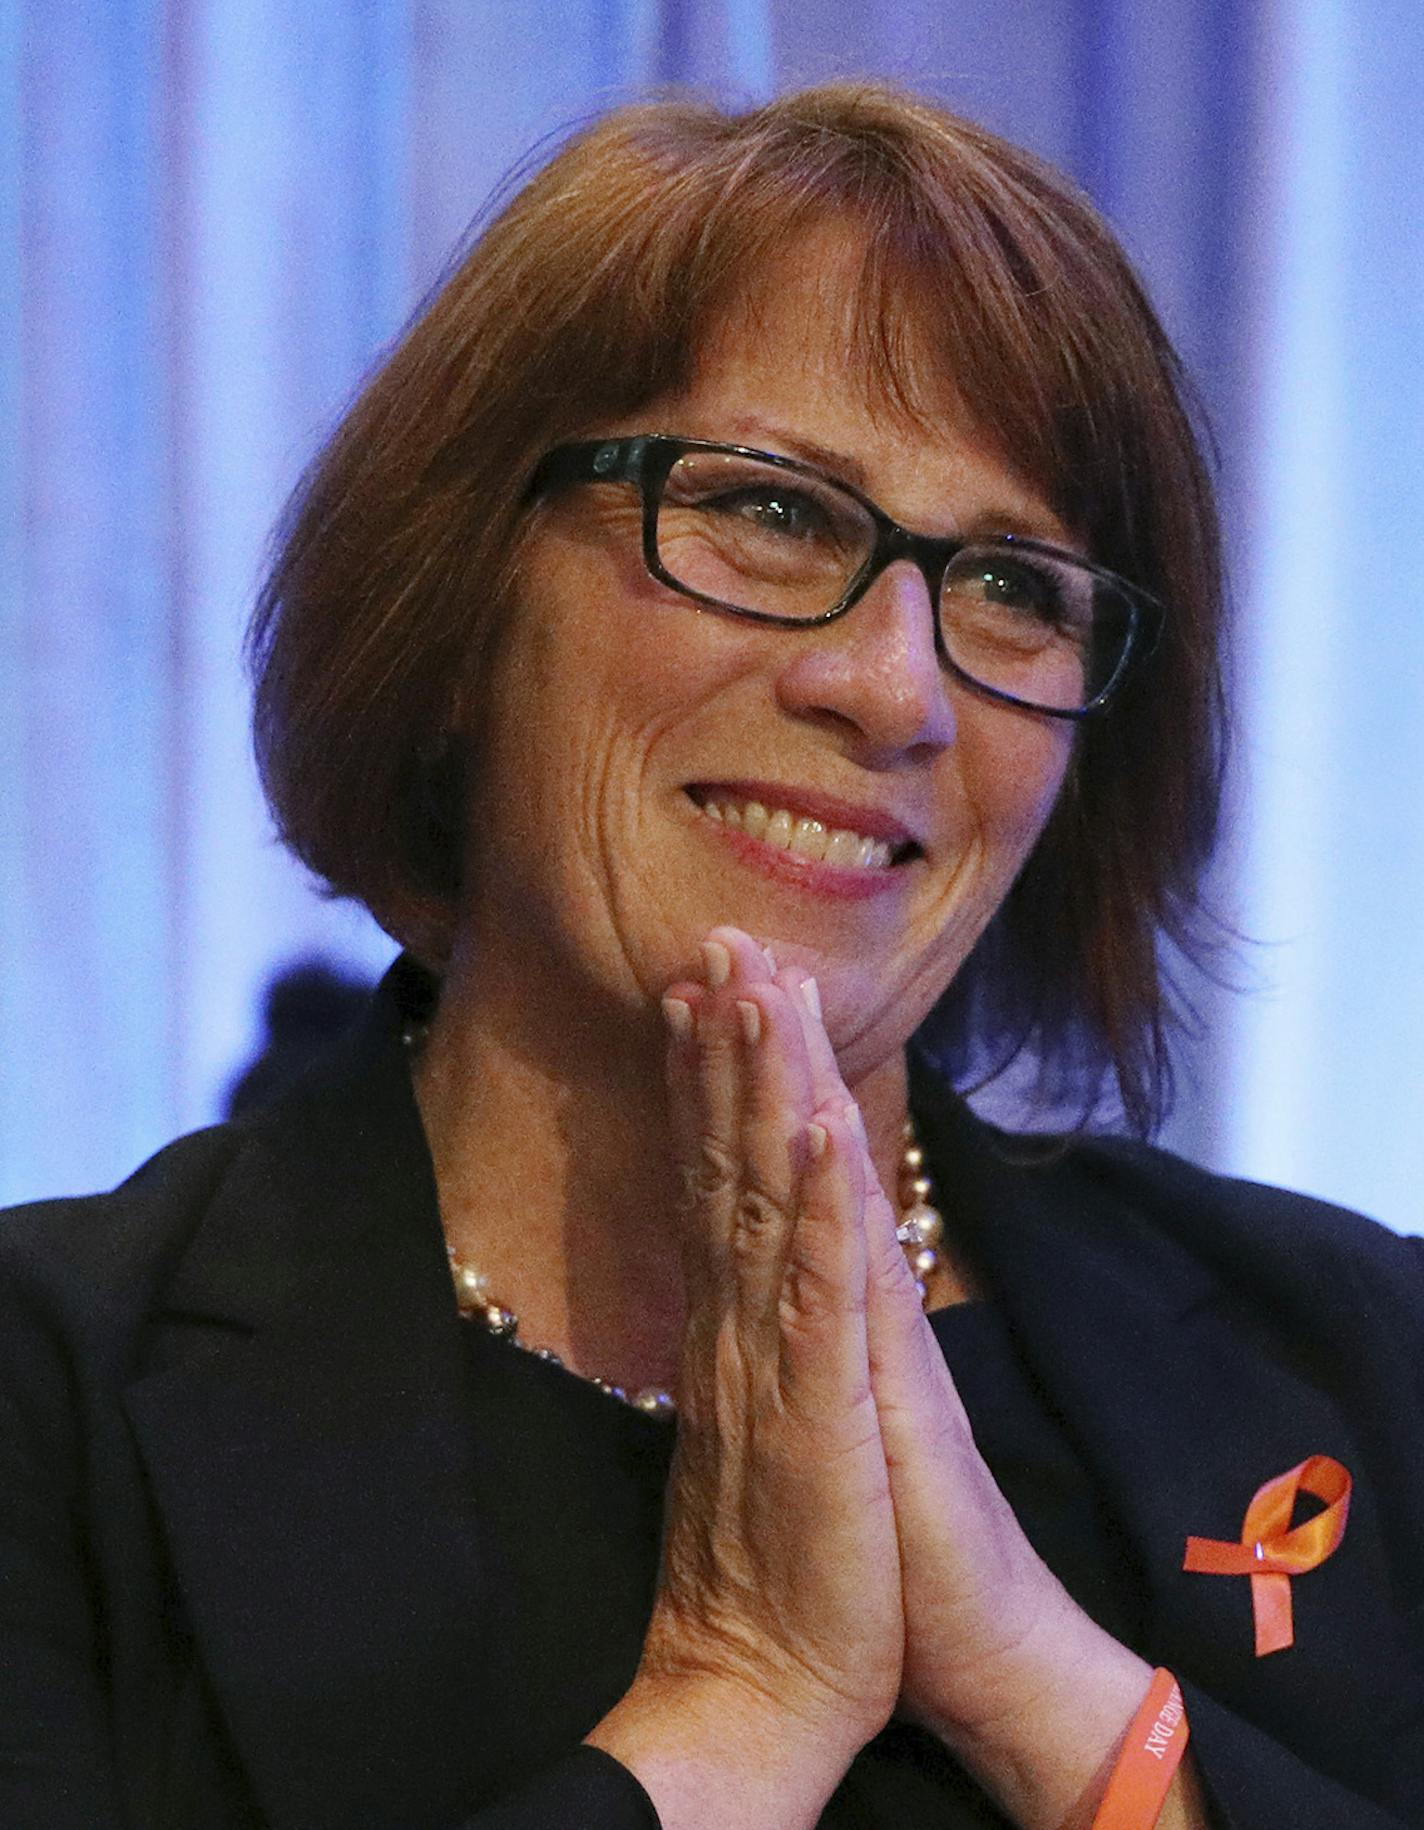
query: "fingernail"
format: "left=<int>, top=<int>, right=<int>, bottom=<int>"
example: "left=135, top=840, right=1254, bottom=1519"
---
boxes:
left=662, top=995, right=693, bottom=1040
left=806, top=1122, right=828, bottom=1159
left=762, top=945, right=777, bottom=973
left=701, top=939, right=731, bottom=988
left=846, top=1103, right=868, bottom=1143
left=801, top=976, right=822, bottom=1019
left=736, top=1000, right=762, bottom=1046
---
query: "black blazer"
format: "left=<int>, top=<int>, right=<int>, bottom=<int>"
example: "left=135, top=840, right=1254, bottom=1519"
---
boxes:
left=3, top=966, right=1422, bottom=1827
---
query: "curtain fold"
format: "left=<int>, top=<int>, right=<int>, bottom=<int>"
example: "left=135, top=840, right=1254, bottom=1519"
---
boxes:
left=1226, top=0, right=1424, bottom=1229
left=3, top=0, right=1420, bottom=1234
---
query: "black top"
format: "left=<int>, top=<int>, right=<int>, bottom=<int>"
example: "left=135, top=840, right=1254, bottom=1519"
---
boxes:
left=463, top=1296, right=1146, bottom=1824
left=3, top=959, right=1423, bottom=1827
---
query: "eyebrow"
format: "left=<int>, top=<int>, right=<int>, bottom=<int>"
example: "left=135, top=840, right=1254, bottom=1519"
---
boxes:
left=722, top=416, right=874, bottom=492
left=719, top=415, right=1074, bottom=548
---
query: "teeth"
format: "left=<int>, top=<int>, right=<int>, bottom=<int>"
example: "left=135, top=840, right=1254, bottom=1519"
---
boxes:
left=824, top=829, right=861, bottom=868
left=701, top=796, right=899, bottom=870
left=790, top=817, right=827, bottom=860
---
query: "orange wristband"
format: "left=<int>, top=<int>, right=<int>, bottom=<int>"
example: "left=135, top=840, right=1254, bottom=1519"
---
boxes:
left=1090, top=1668, right=1189, bottom=1830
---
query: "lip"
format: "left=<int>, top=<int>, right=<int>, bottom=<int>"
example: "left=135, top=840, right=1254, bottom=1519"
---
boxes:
left=686, top=779, right=922, bottom=851
left=695, top=815, right=902, bottom=900
left=684, top=780, right=922, bottom=902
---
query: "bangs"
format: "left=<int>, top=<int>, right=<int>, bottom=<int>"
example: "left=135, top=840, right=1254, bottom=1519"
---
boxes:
left=529, top=99, right=1179, bottom=600
left=251, top=81, right=1223, bottom=1128
left=842, top=180, right=1169, bottom=591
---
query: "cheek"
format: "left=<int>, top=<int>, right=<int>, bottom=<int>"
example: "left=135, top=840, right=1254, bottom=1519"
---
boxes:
left=473, top=554, right=708, bottom=854
left=963, top=712, right=1075, bottom=859
left=509, top=530, right=693, bottom=718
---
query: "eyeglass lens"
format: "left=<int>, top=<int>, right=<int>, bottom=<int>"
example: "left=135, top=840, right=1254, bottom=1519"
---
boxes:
left=655, top=448, right=1131, bottom=711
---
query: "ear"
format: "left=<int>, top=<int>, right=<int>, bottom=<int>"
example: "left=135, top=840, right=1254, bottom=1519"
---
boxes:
left=368, top=735, right=468, bottom=970
left=369, top=888, right=458, bottom=974
left=417, top=733, right=468, bottom=878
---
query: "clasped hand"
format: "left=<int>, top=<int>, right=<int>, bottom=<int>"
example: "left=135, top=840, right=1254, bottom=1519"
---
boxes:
left=645, top=926, right=1095, bottom=1782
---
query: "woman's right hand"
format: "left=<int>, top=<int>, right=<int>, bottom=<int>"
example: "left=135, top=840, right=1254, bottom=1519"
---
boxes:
left=586, top=926, right=903, bottom=1825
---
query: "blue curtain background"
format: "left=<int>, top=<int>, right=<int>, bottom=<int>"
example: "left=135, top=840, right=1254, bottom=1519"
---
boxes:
left=3, top=1, right=1421, bottom=1234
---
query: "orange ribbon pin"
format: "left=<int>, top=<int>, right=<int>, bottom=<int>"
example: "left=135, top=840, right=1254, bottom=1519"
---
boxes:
left=1183, top=1455, right=1352, bottom=1656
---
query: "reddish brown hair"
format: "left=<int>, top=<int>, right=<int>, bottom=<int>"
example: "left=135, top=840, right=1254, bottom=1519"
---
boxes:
left=248, top=81, right=1225, bottom=1132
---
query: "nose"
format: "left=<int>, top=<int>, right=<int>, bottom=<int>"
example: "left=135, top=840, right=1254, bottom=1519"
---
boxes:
left=772, top=560, right=957, bottom=765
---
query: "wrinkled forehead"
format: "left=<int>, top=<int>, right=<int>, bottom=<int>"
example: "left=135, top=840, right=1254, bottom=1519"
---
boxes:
left=692, top=222, right=958, bottom=424
left=686, top=216, right=1061, bottom=511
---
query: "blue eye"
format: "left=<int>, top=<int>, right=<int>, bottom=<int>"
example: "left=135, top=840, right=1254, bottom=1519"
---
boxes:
left=972, top=560, right=1055, bottom=613
left=713, top=487, right=830, bottom=540
left=945, top=548, right=1087, bottom=629
left=660, top=451, right=875, bottom=577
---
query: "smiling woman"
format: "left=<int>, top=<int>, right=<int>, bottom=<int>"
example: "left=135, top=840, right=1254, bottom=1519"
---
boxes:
left=530, top=433, right=1146, bottom=714
left=250, top=106, right=1221, bottom=1135
left=3, top=81, right=1422, bottom=1830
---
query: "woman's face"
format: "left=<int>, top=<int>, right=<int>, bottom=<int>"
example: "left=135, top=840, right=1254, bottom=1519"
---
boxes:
left=459, top=230, right=1076, bottom=1082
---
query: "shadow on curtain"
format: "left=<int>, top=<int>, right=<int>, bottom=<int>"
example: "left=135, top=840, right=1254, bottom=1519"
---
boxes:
left=3, top=0, right=1420, bottom=1234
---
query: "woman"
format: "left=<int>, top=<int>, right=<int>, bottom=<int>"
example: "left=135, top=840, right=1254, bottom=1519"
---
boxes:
left=2, top=83, right=1421, bottom=1829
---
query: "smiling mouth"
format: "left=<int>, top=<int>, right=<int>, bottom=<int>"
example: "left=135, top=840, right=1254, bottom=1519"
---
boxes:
left=686, top=786, right=922, bottom=872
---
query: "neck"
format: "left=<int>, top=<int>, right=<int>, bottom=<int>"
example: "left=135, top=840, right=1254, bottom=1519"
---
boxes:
left=409, top=941, right=916, bottom=1396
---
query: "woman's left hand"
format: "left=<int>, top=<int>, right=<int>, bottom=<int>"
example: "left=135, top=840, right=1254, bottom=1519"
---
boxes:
left=787, top=985, right=1176, bottom=1828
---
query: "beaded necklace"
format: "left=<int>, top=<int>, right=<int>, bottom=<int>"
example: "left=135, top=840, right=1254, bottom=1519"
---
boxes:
left=431, top=1059, right=947, bottom=1416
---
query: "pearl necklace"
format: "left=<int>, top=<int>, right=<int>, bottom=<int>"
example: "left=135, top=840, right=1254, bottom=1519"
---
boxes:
left=441, top=1111, right=947, bottom=1420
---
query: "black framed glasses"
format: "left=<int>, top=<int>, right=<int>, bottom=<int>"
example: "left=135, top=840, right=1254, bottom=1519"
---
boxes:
left=530, top=434, right=1163, bottom=717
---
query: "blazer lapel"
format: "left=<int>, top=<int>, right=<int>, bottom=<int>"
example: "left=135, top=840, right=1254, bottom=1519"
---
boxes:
left=126, top=1014, right=1411, bottom=1822
left=912, top=1075, right=1410, bottom=1761
left=124, top=973, right=505, bottom=1829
